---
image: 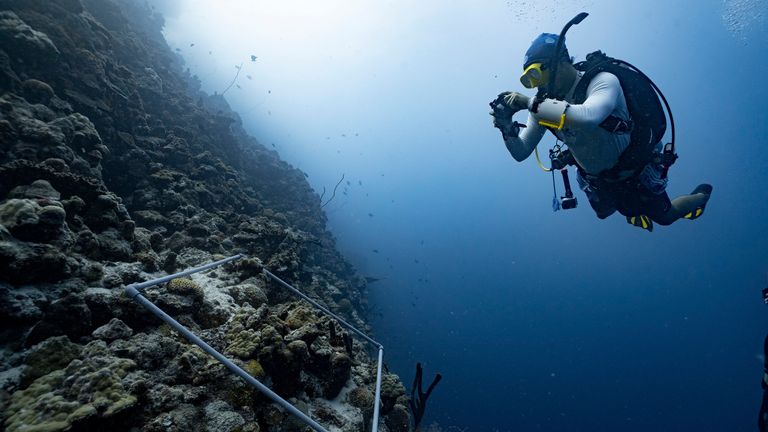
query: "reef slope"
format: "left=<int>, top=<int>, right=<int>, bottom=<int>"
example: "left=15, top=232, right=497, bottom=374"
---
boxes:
left=0, top=1, right=410, bottom=431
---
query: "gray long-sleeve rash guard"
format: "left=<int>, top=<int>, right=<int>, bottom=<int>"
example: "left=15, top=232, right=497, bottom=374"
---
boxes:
left=504, top=71, right=631, bottom=174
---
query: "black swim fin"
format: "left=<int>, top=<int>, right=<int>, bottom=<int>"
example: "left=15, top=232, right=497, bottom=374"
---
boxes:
left=683, top=184, right=713, bottom=220
left=626, top=214, right=653, bottom=232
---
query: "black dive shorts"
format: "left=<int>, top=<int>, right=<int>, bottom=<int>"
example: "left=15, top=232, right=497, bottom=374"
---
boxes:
left=578, top=174, right=671, bottom=220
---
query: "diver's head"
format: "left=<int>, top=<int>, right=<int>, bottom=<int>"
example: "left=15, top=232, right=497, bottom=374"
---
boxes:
left=520, top=33, right=572, bottom=90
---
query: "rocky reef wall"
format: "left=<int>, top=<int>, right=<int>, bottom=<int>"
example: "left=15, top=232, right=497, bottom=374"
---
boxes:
left=0, top=1, right=410, bottom=431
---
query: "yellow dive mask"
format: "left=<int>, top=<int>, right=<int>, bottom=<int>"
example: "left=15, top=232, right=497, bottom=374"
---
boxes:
left=520, top=62, right=550, bottom=89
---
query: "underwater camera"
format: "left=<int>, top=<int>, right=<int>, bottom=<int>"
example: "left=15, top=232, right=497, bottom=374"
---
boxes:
left=560, top=194, right=578, bottom=210
left=489, top=93, right=519, bottom=119
left=549, top=148, right=578, bottom=210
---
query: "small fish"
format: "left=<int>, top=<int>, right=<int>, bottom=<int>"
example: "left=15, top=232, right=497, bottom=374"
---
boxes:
left=355, top=133, right=359, bottom=136
left=341, top=134, right=346, bottom=137
left=271, top=143, right=276, bottom=147
left=209, top=51, right=212, bottom=55
left=358, top=180, right=362, bottom=186
left=346, top=180, right=351, bottom=186
left=190, top=43, right=195, bottom=47
left=368, top=213, right=374, bottom=217
left=268, top=90, right=272, bottom=94
left=236, top=84, right=241, bottom=89
left=251, top=55, right=257, bottom=61
left=246, top=75, right=252, bottom=80
left=414, top=259, right=419, bottom=264
left=175, top=48, right=181, bottom=51
left=411, top=302, right=416, bottom=307
left=372, top=249, right=379, bottom=253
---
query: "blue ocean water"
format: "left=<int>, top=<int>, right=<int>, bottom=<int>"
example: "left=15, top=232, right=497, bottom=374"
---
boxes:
left=158, top=0, right=768, bottom=430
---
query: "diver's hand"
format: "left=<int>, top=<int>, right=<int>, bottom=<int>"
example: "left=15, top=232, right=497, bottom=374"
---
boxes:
left=503, top=92, right=530, bottom=111
left=489, top=92, right=512, bottom=116
left=491, top=112, right=511, bottom=129
left=491, top=112, right=520, bottom=139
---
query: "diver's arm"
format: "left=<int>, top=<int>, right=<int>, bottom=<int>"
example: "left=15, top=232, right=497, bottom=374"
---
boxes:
left=563, top=72, right=620, bottom=128
left=503, top=113, right=546, bottom=162
left=531, top=72, right=620, bottom=130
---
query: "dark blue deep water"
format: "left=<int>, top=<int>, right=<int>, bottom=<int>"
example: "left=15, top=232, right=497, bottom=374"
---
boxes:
left=158, top=0, right=768, bottom=429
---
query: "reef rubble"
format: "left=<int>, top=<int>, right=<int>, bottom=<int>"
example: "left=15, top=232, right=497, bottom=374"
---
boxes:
left=0, top=1, right=410, bottom=431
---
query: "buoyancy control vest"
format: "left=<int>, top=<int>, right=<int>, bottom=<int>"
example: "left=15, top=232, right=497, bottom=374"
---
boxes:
left=565, top=50, right=676, bottom=182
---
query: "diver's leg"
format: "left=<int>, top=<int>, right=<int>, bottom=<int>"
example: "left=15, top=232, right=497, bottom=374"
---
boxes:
left=654, top=184, right=712, bottom=225
left=577, top=171, right=616, bottom=219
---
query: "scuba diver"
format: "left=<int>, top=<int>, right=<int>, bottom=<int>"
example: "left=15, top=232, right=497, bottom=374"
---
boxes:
left=759, top=285, right=768, bottom=431
left=490, top=13, right=712, bottom=232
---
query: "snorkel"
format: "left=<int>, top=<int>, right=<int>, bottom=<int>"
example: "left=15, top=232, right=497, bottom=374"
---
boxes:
left=542, top=12, right=589, bottom=100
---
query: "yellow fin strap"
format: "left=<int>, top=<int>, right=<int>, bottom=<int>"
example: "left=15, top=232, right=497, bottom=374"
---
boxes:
left=684, top=208, right=704, bottom=220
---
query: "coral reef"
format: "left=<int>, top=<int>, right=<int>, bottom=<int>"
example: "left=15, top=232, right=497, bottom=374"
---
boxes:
left=0, top=0, right=408, bottom=430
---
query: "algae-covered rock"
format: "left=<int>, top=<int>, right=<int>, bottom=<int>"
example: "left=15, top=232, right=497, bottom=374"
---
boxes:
left=0, top=198, right=39, bottom=228
left=4, top=341, right=137, bottom=432
left=228, top=282, right=267, bottom=307
left=0, top=283, right=45, bottom=323
left=0, top=193, right=69, bottom=244
left=204, top=400, right=245, bottom=432
left=108, top=332, right=180, bottom=370
left=284, top=304, right=317, bottom=330
left=92, top=317, right=133, bottom=341
left=8, top=179, right=60, bottom=201
left=0, top=240, right=72, bottom=284
left=25, top=292, right=92, bottom=346
left=144, top=404, right=200, bottom=432
left=22, top=335, right=82, bottom=385
left=21, top=79, right=55, bottom=105
left=386, top=404, right=411, bottom=432
left=380, top=372, right=407, bottom=414
left=0, top=11, right=60, bottom=61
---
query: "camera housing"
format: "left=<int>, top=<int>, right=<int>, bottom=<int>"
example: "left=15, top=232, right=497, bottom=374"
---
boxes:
left=561, top=196, right=578, bottom=210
